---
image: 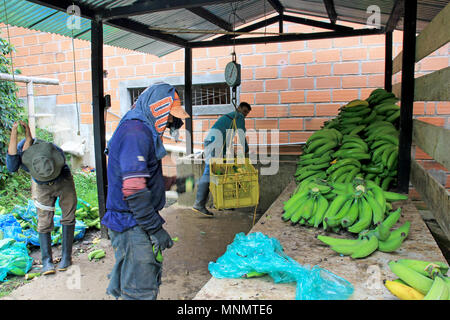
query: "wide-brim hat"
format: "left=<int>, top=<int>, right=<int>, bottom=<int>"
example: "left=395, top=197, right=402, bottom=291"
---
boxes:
left=22, top=140, right=65, bottom=182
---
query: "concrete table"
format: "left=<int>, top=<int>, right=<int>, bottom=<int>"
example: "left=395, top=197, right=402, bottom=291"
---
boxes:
left=194, top=181, right=448, bottom=300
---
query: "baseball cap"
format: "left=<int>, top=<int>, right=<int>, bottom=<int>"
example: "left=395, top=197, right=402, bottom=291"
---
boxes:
left=170, top=91, right=189, bottom=119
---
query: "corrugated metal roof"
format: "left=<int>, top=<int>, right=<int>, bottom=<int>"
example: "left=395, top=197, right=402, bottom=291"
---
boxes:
left=0, top=0, right=448, bottom=57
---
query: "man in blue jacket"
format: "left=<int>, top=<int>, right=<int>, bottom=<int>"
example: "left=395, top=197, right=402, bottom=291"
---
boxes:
left=6, top=121, right=77, bottom=275
left=192, top=102, right=251, bottom=217
left=102, top=82, right=188, bottom=300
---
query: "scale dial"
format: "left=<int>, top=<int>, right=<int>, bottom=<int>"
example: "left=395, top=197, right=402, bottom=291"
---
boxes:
left=225, top=61, right=241, bottom=88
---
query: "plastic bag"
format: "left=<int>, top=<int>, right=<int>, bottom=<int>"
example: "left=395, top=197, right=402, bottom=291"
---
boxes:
left=0, top=238, right=33, bottom=282
left=208, top=232, right=354, bottom=300
left=10, top=200, right=87, bottom=246
left=0, top=214, right=27, bottom=243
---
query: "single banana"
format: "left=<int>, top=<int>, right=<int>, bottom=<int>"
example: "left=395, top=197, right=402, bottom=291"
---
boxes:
left=383, top=191, right=408, bottom=201
left=384, top=280, right=425, bottom=300
left=341, top=198, right=360, bottom=228
left=373, top=222, right=391, bottom=241
left=347, top=196, right=373, bottom=233
left=330, top=239, right=368, bottom=256
left=290, top=196, right=315, bottom=224
left=382, top=208, right=402, bottom=229
left=378, top=232, right=407, bottom=253
left=313, top=194, right=329, bottom=228
left=322, top=194, right=350, bottom=229
left=364, top=192, right=384, bottom=225
left=351, top=235, right=379, bottom=259
left=325, top=198, right=353, bottom=228
left=423, top=276, right=449, bottom=300
left=397, top=259, right=449, bottom=277
left=388, top=261, right=434, bottom=295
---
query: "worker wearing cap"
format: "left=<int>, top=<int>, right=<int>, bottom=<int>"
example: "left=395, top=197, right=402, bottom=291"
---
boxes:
left=102, top=82, right=189, bottom=300
left=192, top=102, right=252, bottom=217
left=6, top=121, right=77, bottom=275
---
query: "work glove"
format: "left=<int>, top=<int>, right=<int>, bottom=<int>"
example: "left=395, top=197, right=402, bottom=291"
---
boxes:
left=149, top=227, right=174, bottom=253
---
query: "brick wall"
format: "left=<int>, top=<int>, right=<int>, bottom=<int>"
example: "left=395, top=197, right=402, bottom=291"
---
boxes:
left=1, top=19, right=449, bottom=183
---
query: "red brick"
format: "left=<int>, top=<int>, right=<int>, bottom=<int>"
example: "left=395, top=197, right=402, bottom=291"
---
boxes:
left=416, top=117, right=445, bottom=127
left=255, top=67, right=278, bottom=79
left=436, top=102, right=450, bottom=115
left=117, top=66, right=136, bottom=77
left=265, top=53, right=289, bottom=66
left=361, top=61, right=385, bottom=74
left=304, top=118, right=329, bottom=130
left=266, top=79, right=289, bottom=91
left=241, top=68, right=254, bottom=80
left=342, top=76, right=367, bottom=88
left=245, top=119, right=255, bottom=130
left=289, top=104, right=314, bottom=117
left=425, top=102, right=436, bottom=115
left=315, top=49, right=341, bottom=63
left=208, top=46, right=232, bottom=58
left=255, top=43, right=279, bottom=53
left=290, top=51, right=314, bottom=64
left=289, top=131, right=312, bottom=143
left=368, top=46, right=385, bottom=60
left=291, top=78, right=314, bottom=90
left=254, top=119, right=278, bottom=130
left=419, top=57, right=449, bottom=72
left=306, top=90, right=331, bottom=103
left=241, top=80, right=264, bottom=93
left=280, top=91, right=305, bottom=104
left=333, top=37, right=360, bottom=48
left=281, top=41, right=306, bottom=52
left=316, top=104, right=341, bottom=116
left=306, top=63, right=332, bottom=76
left=333, top=89, right=359, bottom=102
left=125, top=54, right=144, bottom=65
left=414, top=146, right=433, bottom=160
left=239, top=93, right=255, bottom=104
left=333, top=62, right=359, bottom=75
left=81, top=114, right=93, bottom=124
left=362, top=35, right=385, bottom=45
left=265, top=105, right=289, bottom=117
left=241, top=54, right=264, bottom=67
left=308, top=39, right=333, bottom=49
left=280, top=65, right=305, bottom=78
left=23, top=35, right=38, bottom=46
left=368, top=74, right=384, bottom=87
left=279, top=118, right=303, bottom=131
left=413, top=102, right=425, bottom=115
left=195, top=59, right=216, bottom=71
left=316, top=76, right=340, bottom=89
left=341, top=48, right=367, bottom=61
left=255, top=92, right=279, bottom=104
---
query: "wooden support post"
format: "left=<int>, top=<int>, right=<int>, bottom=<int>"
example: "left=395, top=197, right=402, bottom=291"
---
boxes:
left=384, top=31, right=393, bottom=92
left=91, top=19, right=108, bottom=238
left=397, top=0, right=417, bottom=193
left=185, top=47, right=193, bottom=156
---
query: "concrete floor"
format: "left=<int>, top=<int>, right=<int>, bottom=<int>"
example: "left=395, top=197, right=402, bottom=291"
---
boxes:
left=1, top=204, right=259, bottom=300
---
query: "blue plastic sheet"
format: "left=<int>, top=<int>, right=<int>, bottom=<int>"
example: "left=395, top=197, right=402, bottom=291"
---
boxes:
left=0, top=238, right=33, bottom=282
left=208, top=232, right=354, bottom=300
left=8, top=200, right=87, bottom=246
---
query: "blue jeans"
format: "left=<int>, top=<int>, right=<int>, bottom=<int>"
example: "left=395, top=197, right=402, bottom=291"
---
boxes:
left=106, top=225, right=162, bottom=300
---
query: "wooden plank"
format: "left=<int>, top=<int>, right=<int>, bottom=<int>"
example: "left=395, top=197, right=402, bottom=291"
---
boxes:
left=412, top=119, right=450, bottom=169
left=414, top=66, right=450, bottom=101
left=390, top=66, right=450, bottom=100
left=410, top=159, right=450, bottom=240
left=393, top=2, right=450, bottom=74
left=194, top=181, right=447, bottom=300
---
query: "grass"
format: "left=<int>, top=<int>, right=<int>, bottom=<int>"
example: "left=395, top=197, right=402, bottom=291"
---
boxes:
left=72, top=170, right=99, bottom=207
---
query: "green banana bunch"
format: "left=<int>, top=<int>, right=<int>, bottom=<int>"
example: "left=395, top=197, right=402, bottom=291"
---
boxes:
left=388, top=260, right=435, bottom=295
left=88, top=249, right=106, bottom=261
left=396, top=259, right=449, bottom=278
left=424, top=276, right=449, bottom=300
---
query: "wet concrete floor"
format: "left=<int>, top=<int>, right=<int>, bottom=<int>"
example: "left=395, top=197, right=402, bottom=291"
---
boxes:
left=155, top=204, right=259, bottom=300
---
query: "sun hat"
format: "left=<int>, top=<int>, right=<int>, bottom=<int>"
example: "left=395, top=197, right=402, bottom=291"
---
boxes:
left=21, top=140, right=65, bottom=182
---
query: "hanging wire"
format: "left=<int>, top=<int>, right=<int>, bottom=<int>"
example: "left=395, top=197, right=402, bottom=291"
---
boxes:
left=69, top=3, right=81, bottom=135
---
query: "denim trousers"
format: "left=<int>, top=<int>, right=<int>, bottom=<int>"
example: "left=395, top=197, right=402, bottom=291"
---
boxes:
left=106, top=225, right=162, bottom=300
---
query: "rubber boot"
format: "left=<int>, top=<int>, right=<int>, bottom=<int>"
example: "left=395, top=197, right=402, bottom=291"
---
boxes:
left=39, top=232, right=55, bottom=275
left=193, top=182, right=213, bottom=217
left=57, top=224, right=75, bottom=271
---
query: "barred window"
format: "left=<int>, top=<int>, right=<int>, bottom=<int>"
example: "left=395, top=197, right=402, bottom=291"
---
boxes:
left=129, top=83, right=230, bottom=106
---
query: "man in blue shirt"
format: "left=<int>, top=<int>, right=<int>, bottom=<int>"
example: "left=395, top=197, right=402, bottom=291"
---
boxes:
left=6, top=121, right=77, bottom=275
left=102, top=82, right=189, bottom=300
left=192, top=102, right=251, bottom=216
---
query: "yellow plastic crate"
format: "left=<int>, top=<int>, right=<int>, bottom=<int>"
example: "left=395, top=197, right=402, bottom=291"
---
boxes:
left=209, top=158, right=259, bottom=210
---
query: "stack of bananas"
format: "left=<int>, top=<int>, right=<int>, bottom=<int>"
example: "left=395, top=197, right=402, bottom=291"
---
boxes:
left=385, top=259, right=449, bottom=300
left=363, top=121, right=399, bottom=190
left=294, top=128, right=342, bottom=182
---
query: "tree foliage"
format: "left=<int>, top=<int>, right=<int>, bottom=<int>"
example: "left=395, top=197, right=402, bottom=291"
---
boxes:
left=0, top=36, right=24, bottom=187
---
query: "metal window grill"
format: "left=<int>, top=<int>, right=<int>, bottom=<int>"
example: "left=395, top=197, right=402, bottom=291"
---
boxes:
left=129, top=83, right=230, bottom=106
